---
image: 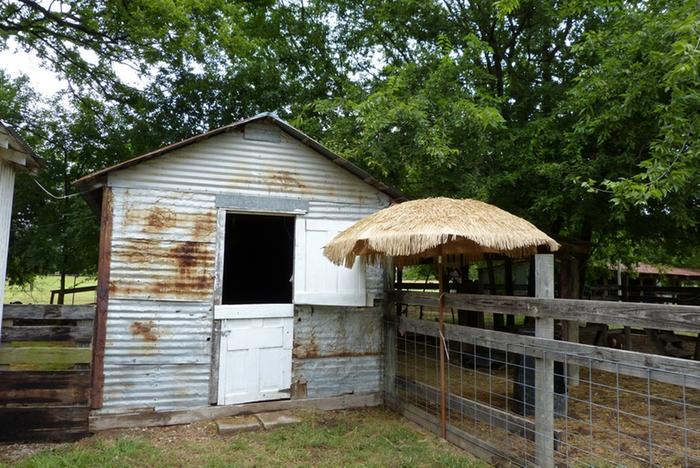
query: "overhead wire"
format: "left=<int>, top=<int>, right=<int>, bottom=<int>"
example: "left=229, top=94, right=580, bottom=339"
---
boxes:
left=33, top=178, right=82, bottom=200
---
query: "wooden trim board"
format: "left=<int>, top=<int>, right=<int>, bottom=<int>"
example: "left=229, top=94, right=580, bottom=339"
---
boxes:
left=90, top=392, right=382, bottom=431
left=90, top=187, right=113, bottom=409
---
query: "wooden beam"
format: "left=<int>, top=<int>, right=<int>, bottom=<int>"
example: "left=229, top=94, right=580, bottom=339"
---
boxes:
left=504, top=258, right=515, bottom=327
left=90, top=187, right=113, bottom=409
left=0, top=370, right=90, bottom=405
left=2, top=304, right=95, bottom=320
left=384, top=315, right=398, bottom=410
left=2, top=325, right=93, bottom=343
left=209, top=208, right=226, bottom=405
left=0, top=406, right=89, bottom=442
left=0, top=146, right=28, bottom=166
left=486, top=255, right=505, bottom=330
left=90, top=392, right=383, bottom=431
left=389, top=291, right=700, bottom=333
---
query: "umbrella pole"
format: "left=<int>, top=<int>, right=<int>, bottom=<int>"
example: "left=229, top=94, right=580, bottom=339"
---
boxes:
left=438, top=251, right=447, bottom=439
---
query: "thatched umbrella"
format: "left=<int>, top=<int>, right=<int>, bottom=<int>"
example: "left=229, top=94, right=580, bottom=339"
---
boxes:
left=324, top=197, right=559, bottom=437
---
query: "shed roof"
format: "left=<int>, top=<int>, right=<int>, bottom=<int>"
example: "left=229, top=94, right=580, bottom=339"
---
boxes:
left=74, top=113, right=405, bottom=203
left=614, top=263, right=700, bottom=278
left=0, top=120, right=44, bottom=172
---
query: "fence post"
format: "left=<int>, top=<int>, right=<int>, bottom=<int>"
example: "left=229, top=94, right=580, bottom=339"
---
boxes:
left=535, top=254, right=555, bottom=468
left=383, top=258, right=398, bottom=411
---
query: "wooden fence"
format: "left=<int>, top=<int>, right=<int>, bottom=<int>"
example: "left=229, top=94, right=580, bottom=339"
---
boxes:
left=384, top=282, right=700, bottom=466
left=0, top=304, right=94, bottom=441
left=588, top=285, right=700, bottom=306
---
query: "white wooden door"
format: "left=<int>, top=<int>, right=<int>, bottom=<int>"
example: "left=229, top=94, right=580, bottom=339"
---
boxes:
left=216, top=304, right=293, bottom=405
left=294, top=218, right=367, bottom=306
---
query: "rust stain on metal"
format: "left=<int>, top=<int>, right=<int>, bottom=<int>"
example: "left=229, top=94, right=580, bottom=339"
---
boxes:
left=293, top=334, right=319, bottom=359
left=290, top=380, right=308, bottom=400
left=145, top=206, right=176, bottom=232
left=192, top=212, right=217, bottom=241
left=110, top=239, right=215, bottom=301
left=173, top=241, right=201, bottom=268
left=130, top=320, right=158, bottom=341
left=270, top=170, right=307, bottom=192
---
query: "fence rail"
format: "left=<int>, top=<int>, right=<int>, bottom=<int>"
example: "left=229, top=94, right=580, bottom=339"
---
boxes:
left=385, top=289, right=700, bottom=467
left=389, top=290, right=700, bottom=333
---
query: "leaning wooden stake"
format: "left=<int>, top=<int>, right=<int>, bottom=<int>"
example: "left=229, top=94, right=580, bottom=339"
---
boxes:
left=438, top=252, right=447, bottom=439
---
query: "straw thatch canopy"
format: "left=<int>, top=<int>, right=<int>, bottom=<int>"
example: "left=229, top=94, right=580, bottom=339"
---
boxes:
left=324, top=197, right=560, bottom=267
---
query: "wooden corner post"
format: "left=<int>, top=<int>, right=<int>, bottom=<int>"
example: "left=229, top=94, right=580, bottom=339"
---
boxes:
left=90, top=187, right=113, bottom=409
left=535, top=254, right=555, bottom=468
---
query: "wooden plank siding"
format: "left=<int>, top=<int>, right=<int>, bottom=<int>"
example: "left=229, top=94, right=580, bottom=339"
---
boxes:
left=0, top=407, right=90, bottom=442
left=2, top=325, right=93, bottom=343
left=0, top=304, right=95, bottom=442
left=3, top=304, right=95, bottom=320
left=0, top=371, right=90, bottom=405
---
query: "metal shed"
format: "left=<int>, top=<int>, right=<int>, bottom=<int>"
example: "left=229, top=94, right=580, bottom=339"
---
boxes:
left=75, top=113, right=403, bottom=416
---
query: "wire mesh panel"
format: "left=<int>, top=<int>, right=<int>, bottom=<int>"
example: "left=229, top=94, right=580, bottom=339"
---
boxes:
left=390, top=304, right=700, bottom=467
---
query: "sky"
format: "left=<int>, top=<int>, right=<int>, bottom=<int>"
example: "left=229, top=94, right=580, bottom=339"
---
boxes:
left=0, top=40, right=68, bottom=95
left=0, top=38, right=145, bottom=97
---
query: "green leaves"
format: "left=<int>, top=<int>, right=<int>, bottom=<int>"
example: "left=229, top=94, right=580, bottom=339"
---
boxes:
left=2, top=0, right=699, bottom=283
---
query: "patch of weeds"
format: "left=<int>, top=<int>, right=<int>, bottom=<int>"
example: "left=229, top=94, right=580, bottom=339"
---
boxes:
left=13, top=437, right=164, bottom=468
left=228, top=439, right=247, bottom=451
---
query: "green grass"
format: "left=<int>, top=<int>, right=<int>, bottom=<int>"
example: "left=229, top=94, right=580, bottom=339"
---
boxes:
left=1, top=408, right=489, bottom=468
left=4, top=275, right=96, bottom=305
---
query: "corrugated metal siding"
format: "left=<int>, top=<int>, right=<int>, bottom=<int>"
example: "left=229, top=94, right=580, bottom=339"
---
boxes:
left=305, top=201, right=384, bottom=221
left=293, top=356, right=383, bottom=398
left=109, top=188, right=216, bottom=303
left=292, top=305, right=383, bottom=398
left=102, top=187, right=215, bottom=411
left=0, top=161, right=15, bottom=318
left=108, top=127, right=392, bottom=207
left=102, top=299, right=212, bottom=411
left=101, top=123, right=391, bottom=411
left=111, top=188, right=217, bottom=244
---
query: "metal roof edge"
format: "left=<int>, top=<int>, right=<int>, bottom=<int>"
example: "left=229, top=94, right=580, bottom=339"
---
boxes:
left=73, top=113, right=406, bottom=203
left=0, top=120, right=45, bottom=171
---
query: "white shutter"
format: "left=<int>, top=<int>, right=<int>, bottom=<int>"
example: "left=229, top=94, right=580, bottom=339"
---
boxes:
left=294, top=218, right=367, bottom=306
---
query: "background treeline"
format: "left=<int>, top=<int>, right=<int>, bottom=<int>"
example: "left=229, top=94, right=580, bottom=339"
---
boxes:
left=0, top=0, right=698, bottom=286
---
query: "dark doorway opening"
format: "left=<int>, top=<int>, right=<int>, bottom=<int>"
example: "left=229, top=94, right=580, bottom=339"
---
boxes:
left=222, top=213, right=295, bottom=304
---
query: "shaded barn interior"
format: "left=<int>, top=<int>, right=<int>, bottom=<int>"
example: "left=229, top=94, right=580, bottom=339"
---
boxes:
left=222, top=213, right=294, bottom=305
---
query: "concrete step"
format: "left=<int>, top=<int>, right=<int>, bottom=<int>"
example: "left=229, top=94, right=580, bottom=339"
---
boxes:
left=255, top=410, right=302, bottom=430
left=216, top=410, right=302, bottom=435
left=216, top=414, right=261, bottom=435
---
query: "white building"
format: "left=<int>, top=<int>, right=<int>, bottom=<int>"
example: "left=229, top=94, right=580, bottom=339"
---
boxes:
left=0, top=121, right=42, bottom=335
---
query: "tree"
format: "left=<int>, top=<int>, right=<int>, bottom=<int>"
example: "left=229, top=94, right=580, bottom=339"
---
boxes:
left=2, top=0, right=699, bottom=291
left=311, top=0, right=700, bottom=277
